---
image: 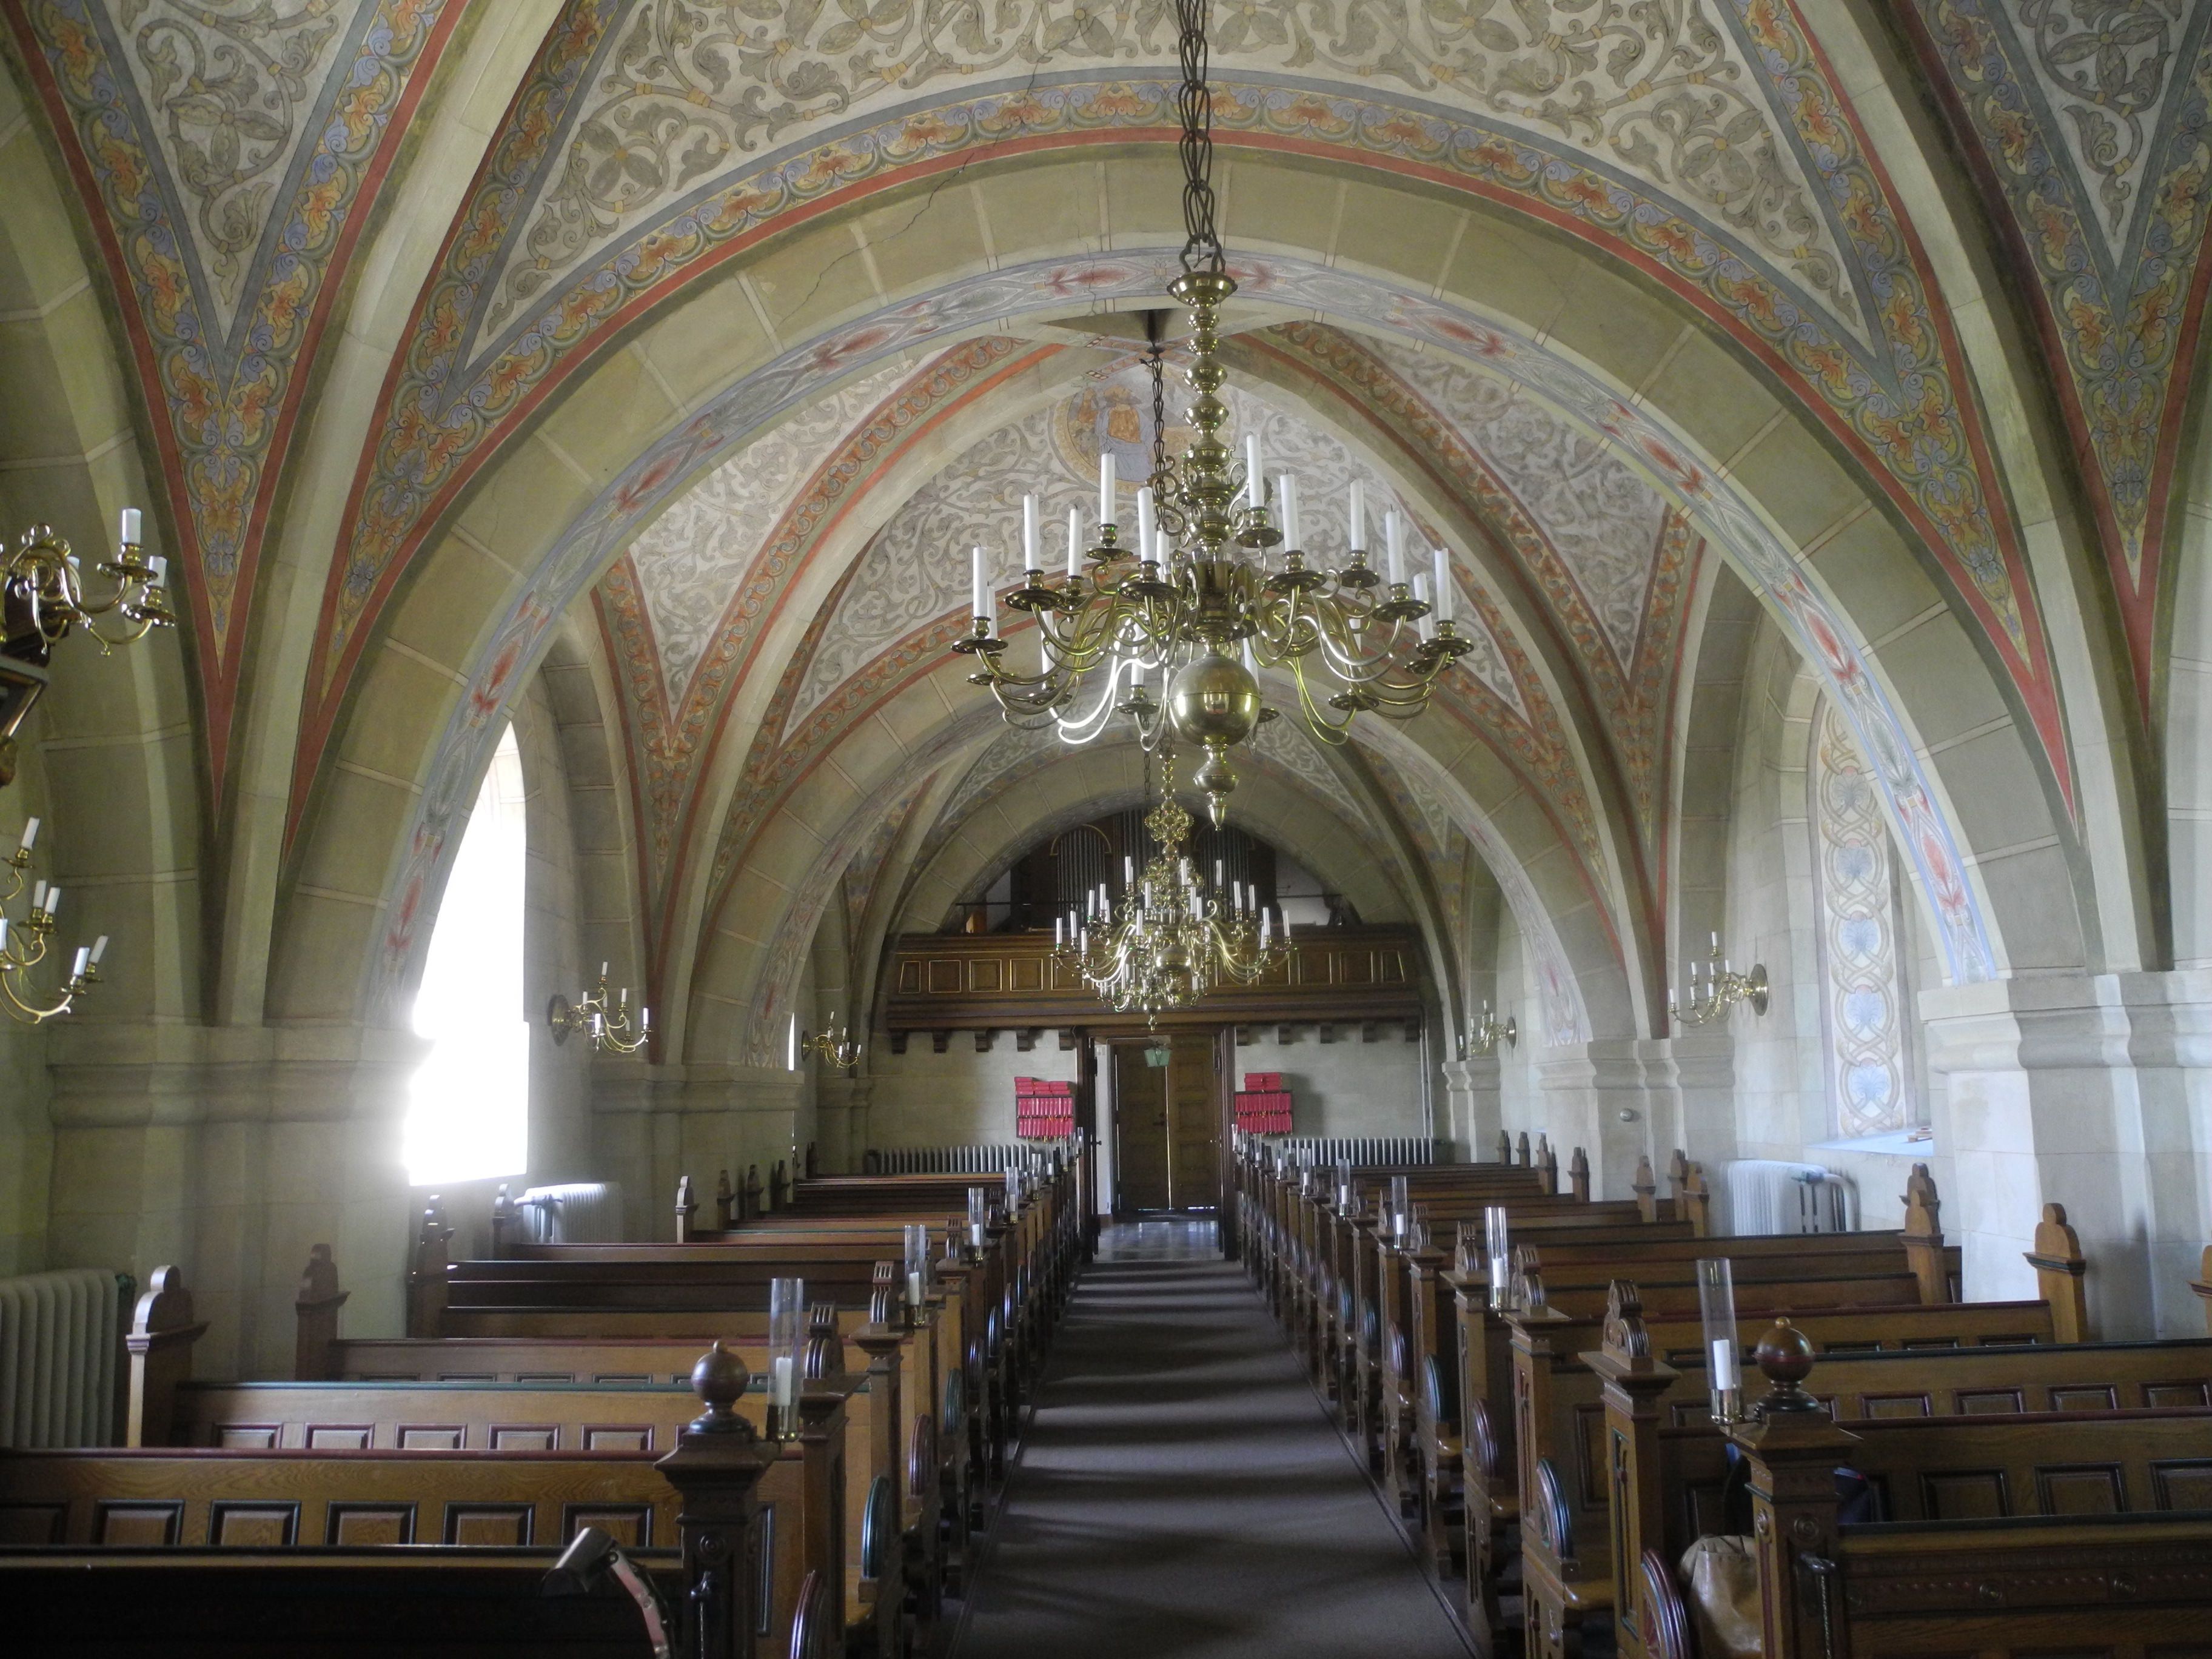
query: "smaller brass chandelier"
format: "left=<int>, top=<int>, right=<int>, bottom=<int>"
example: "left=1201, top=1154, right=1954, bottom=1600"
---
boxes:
left=1053, top=751, right=1286, bottom=1019
left=2, top=510, right=173, bottom=788
left=1467, top=1001, right=1517, bottom=1055
left=548, top=964, right=651, bottom=1054
left=789, top=1013, right=862, bottom=1070
left=1671, top=931, right=1769, bottom=1027
left=1, top=817, right=109, bottom=1024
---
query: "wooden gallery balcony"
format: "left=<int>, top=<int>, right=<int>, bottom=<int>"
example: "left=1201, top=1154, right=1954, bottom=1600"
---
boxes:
left=882, top=925, right=1427, bottom=1046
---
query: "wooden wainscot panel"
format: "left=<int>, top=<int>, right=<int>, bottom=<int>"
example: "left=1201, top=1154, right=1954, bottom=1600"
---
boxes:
left=1009, top=956, right=1045, bottom=993
left=967, top=959, right=1004, bottom=993
left=925, top=959, right=962, bottom=994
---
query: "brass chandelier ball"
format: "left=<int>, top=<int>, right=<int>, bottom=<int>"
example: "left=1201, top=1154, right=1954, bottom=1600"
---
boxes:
left=1166, top=651, right=1260, bottom=747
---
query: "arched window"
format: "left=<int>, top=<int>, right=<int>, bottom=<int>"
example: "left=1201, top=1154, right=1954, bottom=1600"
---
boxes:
left=404, top=724, right=529, bottom=1185
left=1809, top=700, right=1913, bottom=1139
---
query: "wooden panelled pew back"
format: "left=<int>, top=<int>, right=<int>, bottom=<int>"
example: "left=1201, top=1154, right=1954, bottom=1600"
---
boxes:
left=0, top=1339, right=794, bottom=1658
left=1618, top=1317, right=2212, bottom=1658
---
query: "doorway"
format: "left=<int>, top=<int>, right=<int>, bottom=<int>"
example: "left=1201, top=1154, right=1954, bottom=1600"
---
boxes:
left=1110, top=1031, right=1222, bottom=1212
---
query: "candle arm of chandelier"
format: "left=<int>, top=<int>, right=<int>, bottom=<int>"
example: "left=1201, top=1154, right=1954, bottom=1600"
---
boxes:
left=0, top=965, right=76, bottom=1024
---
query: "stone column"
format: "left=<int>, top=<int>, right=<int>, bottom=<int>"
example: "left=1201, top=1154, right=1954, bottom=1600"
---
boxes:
left=1438, top=1054, right=1497, bottom=1162
left=1922, top=971, right=2212, bottom=1337
left=46, top=1019, right=424, bottom=1379
left=1537, top=1041, right=1670, bottom=1199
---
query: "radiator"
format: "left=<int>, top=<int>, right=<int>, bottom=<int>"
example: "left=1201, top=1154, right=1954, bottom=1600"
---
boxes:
left=1723, top=1160, right=1858, bottom=1235
left=1276, top=1136, right=1441, bottom=1167
left=517, top=1182, right=626, bottom=1244
left=0, top=1269, right=127, bottom=1448
left=865, top=1144, right=1038, bottom=1175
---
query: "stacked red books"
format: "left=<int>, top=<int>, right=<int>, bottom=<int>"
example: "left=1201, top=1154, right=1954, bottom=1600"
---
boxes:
left=1014, top=1076, right=1074, bottom=1139
left=1233, top=1071, right=1292, bottom=1134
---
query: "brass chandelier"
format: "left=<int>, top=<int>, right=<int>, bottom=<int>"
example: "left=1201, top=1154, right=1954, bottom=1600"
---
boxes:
left=1053, top=747, right=1287, bottom=1020
left=953, top=0, right=1473, bottom=826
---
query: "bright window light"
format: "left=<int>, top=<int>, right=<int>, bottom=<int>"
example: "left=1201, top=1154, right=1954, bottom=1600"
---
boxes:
left=405, top=723, right=529, bottom=1185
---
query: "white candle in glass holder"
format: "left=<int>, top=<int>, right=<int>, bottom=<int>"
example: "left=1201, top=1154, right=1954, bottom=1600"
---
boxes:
left=1709, top=1336, right=1740, bottom=1393
left=773, top=1353, right=796, bottom=1409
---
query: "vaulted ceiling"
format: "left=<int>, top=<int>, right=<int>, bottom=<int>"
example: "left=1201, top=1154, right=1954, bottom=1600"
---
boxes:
left=3, top=0, right=2205, bottom=1055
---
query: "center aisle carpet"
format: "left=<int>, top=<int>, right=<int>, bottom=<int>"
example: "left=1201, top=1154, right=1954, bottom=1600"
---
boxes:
left=950, top=1224, right=1476, bottom=1658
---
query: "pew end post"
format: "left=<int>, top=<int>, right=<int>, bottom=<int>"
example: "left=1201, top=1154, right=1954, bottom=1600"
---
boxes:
left=1632, top=1155, right=1658, bottom=1222
left=1723, top=1322, right=1860, bottom=1659
left=674, top=1175, right=699, bottom=1243
left=1568, top=1147, right=1589, bottom=1202
left=124, top=1264, right=209, bottom=1447
left=1536, top=1136, right=1557, bottom=1195
left=490, top=1184, right=515, bottom=1258
left=405, top=1199, right=450, bottom=1339
left=2024, top=1201, right=2090, bottom=1342
left=1584, top=1282, right=1678, bottom=1659
left=1899, top=1162, right=1949, bottom=1304
left=655, top=1342, right=783, bottom=1659
left=1682, top=1163, right=1711, bottom=1239
left=294, top=1242, right=349, bottom=1381
left=1495, top=1130, right=1512, bottom=1165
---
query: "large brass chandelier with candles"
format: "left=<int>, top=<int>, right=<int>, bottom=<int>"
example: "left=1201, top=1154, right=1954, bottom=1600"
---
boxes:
left=953, top=0, right=1474, bottom=827
left=1053, top=746, right=1286, bottom=1019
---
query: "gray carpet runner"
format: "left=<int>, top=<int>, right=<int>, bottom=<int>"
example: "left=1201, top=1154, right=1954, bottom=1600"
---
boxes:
left=951, top=1227, right=1475, bottom=1657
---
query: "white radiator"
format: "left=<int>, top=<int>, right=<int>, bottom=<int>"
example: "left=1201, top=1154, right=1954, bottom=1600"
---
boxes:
left=517, top=1182, right=625, bottom=1244
left=1277, top=1136, right=1441, bottom=1167
left=866, top=1145, right=1032, bottom=1175
left=0, top=1268, right=126, bottom=1447
left=1723, top=1160, right=1857, bottom=1235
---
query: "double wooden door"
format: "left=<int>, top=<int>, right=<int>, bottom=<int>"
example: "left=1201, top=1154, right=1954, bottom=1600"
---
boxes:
left=1112, top=1031, right=1222, bottom=1212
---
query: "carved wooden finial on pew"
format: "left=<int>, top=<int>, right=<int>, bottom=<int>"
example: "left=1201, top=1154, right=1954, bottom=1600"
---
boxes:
left=744, top=1165, right=763, bottom=1221
left=125, top=1265, right=209, bottom=1447
left=686, top=1341, right=757, bottom=1438
left=1512, top=1242, right=1547, bottom=1312
left=769, top=1161, right=788, bottom=1212
left=1536, top=1135, right=1557, bottom=1195
left=1900, top=1162, right=1949, bottom=1304
left=868, top=1259, right=905, bottom=1330
left=1568, top=1147, right=1590, bottom=1202
left=1632, top=1155, right=1658, bottom=1222
left=1666, top=1149, right=1689, bottom=1208
left=405, top=1201, right=449, bottom=1339
left=1600, top=1280, right=1652, bottom=1368
left=675, top=1175, right=699, bottom=1244
left=490, top=1184, right=515, bottom=1259
left=803, top=1300, right=843, bottom=1380
left=1681, top=1162, right=1712, bottom=1239
left=804, top=1140, right=819, bottom=1179
left=1495, top=1129, right=1512, bottom=1165
left=714, top=1170, right=734, bottom=1230
left=2025, top=1202, right=2090, bottom=1343
left=294, top=1243, right=349, bottom=1382
left=659, top=1342, right=781, bottom=1658
left=1516, top=1131, right=1531, bottom=1167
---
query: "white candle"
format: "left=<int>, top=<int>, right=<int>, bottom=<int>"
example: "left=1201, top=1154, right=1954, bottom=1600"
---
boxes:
left=601, top=960, right=610, bottom=980
left=18, top=817, right=36, bottom=853
left=1232, top=879, right=1244, bottom=911
left=119, top=507, right=141, bottom=545
left=0, top=919, right=9, bottom=951
left=1066, top=506, right=1082, bottom=578
left=1125, top=856, right=1135, bottom=885
left=1130, top=660, right=1146, bottom=690
left=1022, top=494, right=1041, bottom=571
left=1244, top=434, right=1262, bottom=502
left=1433, top=548, right=1452, bottom=622
left=1349, top=480, right=1366, bottom=553
left=640, top=1005, right=651, bottom=1033
left=1260, top=909, right=1273, bottom=946
left=1279, top=474, right=1299, bottom=547
left=1710, top=1336, right=1740, bottom=1392
left=89, top=934, right=107, bottom=965
left=71, top=946, right=89, bottom=979
left=1099, top=451, right=1116, bottom=526
left=971, top=546, right=987, bottom=623
left=1413, top=574, right=1435, bottom=642
left=787, top=1016, right=798, bottom=1071
left=1155, top=528, right=1171, bottom=565
left=146, top=555, right=167, bottom=587
left=42, top=886, right=58, bottom=917
left=1214, top=859, right=1224, bottom=887
left=1054, top=916, right=1063, bottom=947
left=1136, top=486, right=1155, bottom=555
left=773, top=1353, right=795, bottom=1408
left=1386, top=511, right=1406, bottom=586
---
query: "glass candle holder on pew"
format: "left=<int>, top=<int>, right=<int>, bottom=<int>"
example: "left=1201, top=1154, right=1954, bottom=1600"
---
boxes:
left=1697, top=1256, right=1741, bottom=1425
left=1484, top=1205, right=1512, bottom=1311
left=968, top=1186, right=988, bottom=1252
left=1389, top=1175, right=1410, bottom=1244
left=903, top=1224, right=930, bottom=1312
left=769, top=1276, right=804, bottom=1439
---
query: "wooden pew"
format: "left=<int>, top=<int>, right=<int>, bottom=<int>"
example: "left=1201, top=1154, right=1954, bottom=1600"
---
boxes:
left=306, top=1247, right=947, bottom=1651
left=1620, top=1315, right=2212, bottom=1657
left=0, top=1339, right=791, bottom=1658
left=1520, top=1270, right=2207, bottom=1658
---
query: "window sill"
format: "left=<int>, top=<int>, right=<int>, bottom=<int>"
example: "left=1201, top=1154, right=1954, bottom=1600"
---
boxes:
left=1809, top=1129, right=1934, bottom=1157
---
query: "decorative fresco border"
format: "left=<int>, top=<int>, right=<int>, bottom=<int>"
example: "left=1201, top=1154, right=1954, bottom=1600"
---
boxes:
left=307, top=46, right=2062, bottom=829
left=11, top=0, right=461, bottom=789
left=1896, top=0, right=2212, bottom=712
left=363, top=249, right=1997, bottom=1036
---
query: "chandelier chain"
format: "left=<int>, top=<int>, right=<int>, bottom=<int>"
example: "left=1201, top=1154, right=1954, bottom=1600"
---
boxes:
left=1176, top=0, right=1223, bottom=275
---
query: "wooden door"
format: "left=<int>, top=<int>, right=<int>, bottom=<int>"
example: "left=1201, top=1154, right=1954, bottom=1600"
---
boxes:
left=1167, top=1033, right=1220, bottom=1210
left=1112, top=1043, right=1171, bottom=1212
